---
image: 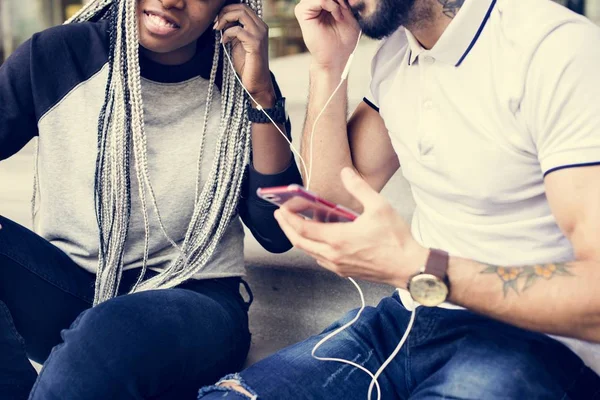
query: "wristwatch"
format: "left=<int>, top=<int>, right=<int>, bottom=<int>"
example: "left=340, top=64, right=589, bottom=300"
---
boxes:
left=247, top=97, right=287, bottom=125
left=407, top=249, right=450, bottom=307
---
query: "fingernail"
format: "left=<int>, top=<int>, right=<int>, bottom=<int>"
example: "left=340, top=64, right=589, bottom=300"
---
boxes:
left=213, top=22, right=218, bottom=30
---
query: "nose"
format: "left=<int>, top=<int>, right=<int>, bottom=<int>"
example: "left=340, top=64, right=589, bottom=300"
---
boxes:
left=160, top=0, right=185, bottom=9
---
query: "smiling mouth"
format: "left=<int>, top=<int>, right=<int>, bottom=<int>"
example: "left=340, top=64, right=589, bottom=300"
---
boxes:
left=143, top=11, right=181, bottom=29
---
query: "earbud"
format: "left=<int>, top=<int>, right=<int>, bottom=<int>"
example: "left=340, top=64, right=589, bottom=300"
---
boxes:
left=342, top=53, right=355, bottom=80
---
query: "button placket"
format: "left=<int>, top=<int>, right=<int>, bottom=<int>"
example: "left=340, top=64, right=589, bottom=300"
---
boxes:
left=418, top=55, right=437, bottom=159
left=422, top=55, right=436, bottom=66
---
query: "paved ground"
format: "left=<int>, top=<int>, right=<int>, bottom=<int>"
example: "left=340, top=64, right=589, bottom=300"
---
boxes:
left=0, top=39, right=416, bottom=367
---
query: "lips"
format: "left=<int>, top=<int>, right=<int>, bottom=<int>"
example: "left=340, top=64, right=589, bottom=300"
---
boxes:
left=142, top=10, right=181, bottom=36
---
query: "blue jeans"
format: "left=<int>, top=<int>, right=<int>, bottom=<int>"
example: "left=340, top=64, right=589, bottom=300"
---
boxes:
left=0, top=216, right=252, bottom=399
left=199, top=293, right=600, bottom=399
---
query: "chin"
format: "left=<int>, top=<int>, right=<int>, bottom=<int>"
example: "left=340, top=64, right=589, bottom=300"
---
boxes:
left=139, top=35, right=177, bottom=54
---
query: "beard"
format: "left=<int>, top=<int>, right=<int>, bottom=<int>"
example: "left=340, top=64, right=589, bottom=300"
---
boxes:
left=350, top=0, right=417, bottom=40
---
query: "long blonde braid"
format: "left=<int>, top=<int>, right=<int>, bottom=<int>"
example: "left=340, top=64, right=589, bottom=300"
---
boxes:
left=56, top=0, right=260, bottom=304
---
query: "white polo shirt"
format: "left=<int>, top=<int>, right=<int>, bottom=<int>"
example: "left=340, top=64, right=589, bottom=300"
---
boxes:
left=365, top=0, right=600, bottom=374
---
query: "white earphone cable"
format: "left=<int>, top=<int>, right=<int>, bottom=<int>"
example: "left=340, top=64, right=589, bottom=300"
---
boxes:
left=311, top=277, right=382, bottom=400
left=306, top=30, right=362, bottom=191
left=220, top=33, right=310, bottom=181
left=221, top=27, right=415, bottom=400
left=368, top=295, right=416, bottom=399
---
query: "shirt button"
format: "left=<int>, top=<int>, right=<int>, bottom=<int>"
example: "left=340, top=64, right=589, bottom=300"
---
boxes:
left=423, top=100, right=434, bottom=110
left=422, top=56, right=435, bottom=65
left=419, top=140, right=433, bottom=155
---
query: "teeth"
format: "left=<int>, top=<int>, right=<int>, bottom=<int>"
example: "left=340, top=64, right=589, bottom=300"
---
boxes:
left=147, top=13, right=177, bottom=29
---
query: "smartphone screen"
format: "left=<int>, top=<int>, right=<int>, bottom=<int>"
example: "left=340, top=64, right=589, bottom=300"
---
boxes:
left=282, top=195, right=353, bottom=222
left=257, top=185, right=359, bottom=223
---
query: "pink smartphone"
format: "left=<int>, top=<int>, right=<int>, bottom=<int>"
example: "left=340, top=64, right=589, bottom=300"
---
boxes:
left=257, top=184, right=359, bottom=223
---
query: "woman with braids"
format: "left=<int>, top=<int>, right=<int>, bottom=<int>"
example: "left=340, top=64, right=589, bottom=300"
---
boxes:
left=0, top=0, right=300, bottom=397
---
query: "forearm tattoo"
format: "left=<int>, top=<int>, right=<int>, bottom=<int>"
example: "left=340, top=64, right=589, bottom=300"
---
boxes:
left=437, top=0, right=465, bottom=18
left=481, top=263, right=574, bottom=297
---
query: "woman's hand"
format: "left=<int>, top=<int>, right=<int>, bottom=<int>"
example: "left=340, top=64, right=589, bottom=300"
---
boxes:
left=215, top=4, right=275, bottom=106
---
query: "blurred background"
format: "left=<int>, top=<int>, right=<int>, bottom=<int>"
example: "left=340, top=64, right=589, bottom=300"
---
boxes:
left=0, top=0, right=309, bottom=63
left=1, top=0, right=600, bottom=64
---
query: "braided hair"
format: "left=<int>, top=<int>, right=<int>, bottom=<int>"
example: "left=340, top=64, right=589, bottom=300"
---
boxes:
left=41, top=0, right=263, bottom=305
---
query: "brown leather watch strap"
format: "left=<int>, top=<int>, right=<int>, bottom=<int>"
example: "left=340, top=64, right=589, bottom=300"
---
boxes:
left=425, top=249, right=450, bottom=281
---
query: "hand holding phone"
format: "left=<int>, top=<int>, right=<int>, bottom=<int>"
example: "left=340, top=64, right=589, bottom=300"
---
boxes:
left=257, top=184, right=359, bottom=223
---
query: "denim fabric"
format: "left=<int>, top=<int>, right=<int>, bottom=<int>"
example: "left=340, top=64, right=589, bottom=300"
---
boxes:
left=0, top=215, right=251, bottom=399
left=199, top=293, right=600, bottom=399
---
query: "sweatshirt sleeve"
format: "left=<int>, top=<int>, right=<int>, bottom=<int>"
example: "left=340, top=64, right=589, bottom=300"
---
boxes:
left=0, top=39, right=38, bottom=161
left=238, top=74, right=302, bottom=253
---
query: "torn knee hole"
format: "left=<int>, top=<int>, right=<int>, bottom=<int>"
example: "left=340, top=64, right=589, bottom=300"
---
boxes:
left=219, top=381, right=254, bottom=397
left=198, top=374, right=258, bottom=400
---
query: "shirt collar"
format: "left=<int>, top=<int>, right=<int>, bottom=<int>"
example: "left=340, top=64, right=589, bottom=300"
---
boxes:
left=406, top=0, right=496, bottom=67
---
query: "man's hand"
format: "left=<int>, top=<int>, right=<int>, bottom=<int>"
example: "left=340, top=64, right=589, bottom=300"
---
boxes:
left=275, top=168, right=429, bottom=287
left=215, top=4, right=275, bottom=105
left=295, top=0, right=361, bottom=71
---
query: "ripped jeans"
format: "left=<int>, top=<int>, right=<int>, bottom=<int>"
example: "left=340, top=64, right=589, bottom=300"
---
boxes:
left=199, top=292, right=600, bottom=399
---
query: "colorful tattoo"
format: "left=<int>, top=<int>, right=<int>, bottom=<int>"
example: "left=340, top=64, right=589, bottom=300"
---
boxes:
left=481, top=263, right=573, bottom=297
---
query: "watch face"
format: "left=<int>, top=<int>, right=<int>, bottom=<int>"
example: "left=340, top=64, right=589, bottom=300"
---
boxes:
left=409, top=274, right=448, bottom=307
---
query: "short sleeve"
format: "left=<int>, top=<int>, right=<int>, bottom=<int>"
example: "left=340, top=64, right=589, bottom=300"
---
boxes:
left=363, top=28, right=410, bottom=113
left=522, top=21, right=600, bottom=177
left=364, top=41, right=387, bottom=111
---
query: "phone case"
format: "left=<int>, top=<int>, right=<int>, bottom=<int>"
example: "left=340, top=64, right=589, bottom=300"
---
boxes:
left=257, top=185, right=359, bottom=223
